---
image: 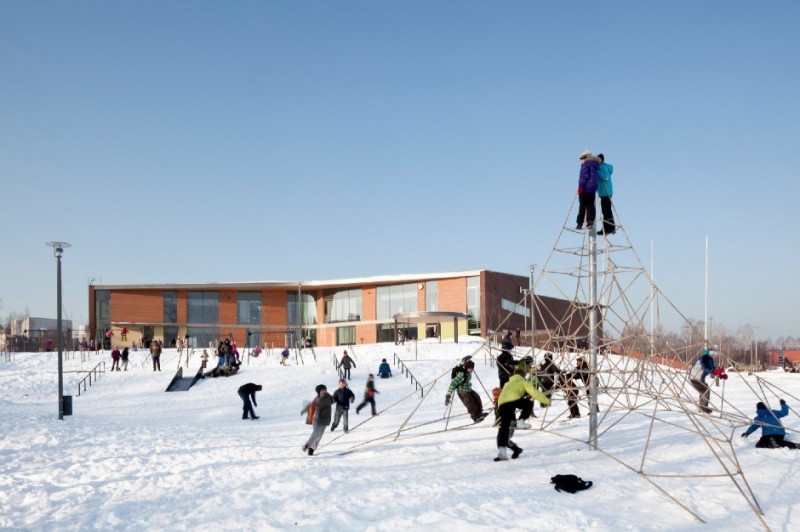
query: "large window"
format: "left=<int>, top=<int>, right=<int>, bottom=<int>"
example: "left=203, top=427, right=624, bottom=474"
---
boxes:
left=426, top=281, right=438, bottom=311
left=95, top=290, right=110, bottom=340
left=336, top=326, right=356, bottom=346
left=187, top=291, right=219, bottom=324
left=188, top=327, right=219, bottom=349
left=376, top=323, right=418, bottom=343
left=164, top=326, right=179, bottom=347
left=164, top=291, right=177, bottom=324
left=376, top=283, right=418, bottom=320
left=238, top=292, right=262, bottom=325
left=467, top=276, right=481, bottom=332
left=324, top=289, right=362, bottom=323
left=287, top=292, right=317, bottom=326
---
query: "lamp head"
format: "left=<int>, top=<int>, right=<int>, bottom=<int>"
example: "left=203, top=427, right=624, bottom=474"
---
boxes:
left=46, top=241, right=71, bottom=258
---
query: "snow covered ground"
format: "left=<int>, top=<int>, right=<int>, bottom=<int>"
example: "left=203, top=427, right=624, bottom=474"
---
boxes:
left=2, top=339, right=799, bottom=531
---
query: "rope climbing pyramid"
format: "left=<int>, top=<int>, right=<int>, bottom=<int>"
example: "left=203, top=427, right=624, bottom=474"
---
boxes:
left=520, top=194, right=798, bottom=529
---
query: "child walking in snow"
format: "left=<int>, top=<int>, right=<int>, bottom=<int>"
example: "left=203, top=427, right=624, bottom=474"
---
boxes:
left=330, top=378, right=356, bottom=433
left=302, top=384, right=333, bottom=455
left=355, top=374, right=378, bottom=415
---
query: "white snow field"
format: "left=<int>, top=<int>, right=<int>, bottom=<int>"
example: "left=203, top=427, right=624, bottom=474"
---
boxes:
left=2, top=339, right=799, bottom=531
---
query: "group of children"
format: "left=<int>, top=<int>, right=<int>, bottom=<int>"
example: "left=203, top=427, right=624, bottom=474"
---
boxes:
left=109, top=346, right=130, bottom=371
left=235, top=350, right=383, bottom=456
left=472, top=342, right=799, bottom=460
left=235, top=341, right=799, bottom=459
left=300, top=374, right=378, bottom=455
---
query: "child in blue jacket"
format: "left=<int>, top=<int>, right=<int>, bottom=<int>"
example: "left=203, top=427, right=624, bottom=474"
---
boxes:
left=596, top=153, right=616, bottom=236
left=741, top=399, right=798, bottom=449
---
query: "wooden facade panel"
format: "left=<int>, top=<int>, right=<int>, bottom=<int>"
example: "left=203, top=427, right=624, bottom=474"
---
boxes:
left=317, top=326, right=336, bottom=347
left=177, top=290, right=187, bottom=323
left=227, top=327, right=246, bottom=348
left=263, top=290, right=287, bottom=327
left=361, top=285, right=376, bottom=321
left=315, top=289, right=325, bottom=326
left=111, top=290, right=163, bottom=323
left=438, top=278, right=466, bottom=313
left=356, top=323, right=376, bottom=344
left=219, top=289, right=237, bottom=325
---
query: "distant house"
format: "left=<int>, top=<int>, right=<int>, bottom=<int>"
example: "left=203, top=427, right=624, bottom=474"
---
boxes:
left=767, top=349, right=800, bottom=369
left=7, top=317, right=73, bottom=352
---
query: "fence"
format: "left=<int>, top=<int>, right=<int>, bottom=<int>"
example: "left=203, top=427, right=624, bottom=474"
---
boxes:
left=393, top=353, right=424, bottom=397
left=77, top=361, right=106, bottom=396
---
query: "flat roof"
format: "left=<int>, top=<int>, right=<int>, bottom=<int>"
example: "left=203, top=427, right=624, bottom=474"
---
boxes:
left=92, top=270, right=486, bottom=291
left=392, top=311, right=469, bottom=323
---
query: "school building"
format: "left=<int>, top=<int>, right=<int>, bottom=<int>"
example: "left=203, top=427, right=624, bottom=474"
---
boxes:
left=767, top=349, right=800, bottom=370
left=88, top=269, right=579, bottom=350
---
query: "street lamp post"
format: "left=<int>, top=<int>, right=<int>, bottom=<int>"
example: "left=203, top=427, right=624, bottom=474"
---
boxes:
left=46, top=241, right=71, bottom=420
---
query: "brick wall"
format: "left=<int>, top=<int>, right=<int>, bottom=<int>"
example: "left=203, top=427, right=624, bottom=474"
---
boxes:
left=483, top=271, right=529, bottom=335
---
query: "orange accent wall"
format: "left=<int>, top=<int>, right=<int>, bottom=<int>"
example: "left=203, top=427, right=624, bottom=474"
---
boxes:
left=438, top=278, right=466, bottom=313
left=362, top=285, right=376, bottom=320
left=219, top=289, right=237, bottom=325
left=315, top=289, right=325, bottom=327
left=177, top=290, right=187, bottom=323
left=318, top=326, right=336, bottom=346
left=263, top=290, right=287, bottom=326
left=111, top=290, right=163, bottom=323
left=356, top=323, right=376, bottom=344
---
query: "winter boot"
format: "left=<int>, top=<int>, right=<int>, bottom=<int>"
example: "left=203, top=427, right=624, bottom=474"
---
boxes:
left=494, top=447, right=509, bottom=462
left=511, top=446, right=523, bottom=459
left=516, top=419, right=532, bottom=429
left=307, top=448, right=314, bottom=456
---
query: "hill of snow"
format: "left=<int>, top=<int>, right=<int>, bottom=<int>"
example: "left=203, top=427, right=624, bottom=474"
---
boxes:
left=2, top=339, right=799, bottom=531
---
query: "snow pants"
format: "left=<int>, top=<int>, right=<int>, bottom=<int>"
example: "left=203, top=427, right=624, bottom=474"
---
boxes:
left=458, top=390, right=484, bottom=422
left=497, top=398, right=533, bottom=448
left=576, top=192, right=596, bottom=228
left=756, top=435, right=799, bottom=449
left=599, top=195, right=615, bottom=233
left=689, top=379, right=711, bottom=413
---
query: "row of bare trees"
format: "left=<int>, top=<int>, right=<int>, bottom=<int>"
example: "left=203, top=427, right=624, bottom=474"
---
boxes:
left=619, top=320, right=797, bottom=366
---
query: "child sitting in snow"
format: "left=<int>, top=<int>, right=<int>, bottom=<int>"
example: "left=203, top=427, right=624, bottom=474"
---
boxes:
left=741, top=399, right=798, bottom=449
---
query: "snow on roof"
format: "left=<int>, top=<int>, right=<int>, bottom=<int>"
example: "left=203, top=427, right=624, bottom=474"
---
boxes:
left=93, top=270, right=485, bottom=290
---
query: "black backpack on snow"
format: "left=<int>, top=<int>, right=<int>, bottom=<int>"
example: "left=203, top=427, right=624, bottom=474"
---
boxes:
left=550, top=474, right=593, bottom=493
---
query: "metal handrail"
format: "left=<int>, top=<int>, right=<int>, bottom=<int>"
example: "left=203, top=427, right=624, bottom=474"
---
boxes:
left=77, top=361, right=106, bottom=397
left=393, top=353, right=424, bottom=397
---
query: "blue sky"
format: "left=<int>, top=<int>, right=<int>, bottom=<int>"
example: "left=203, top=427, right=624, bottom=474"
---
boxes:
left=1, top=1, right=798, bottom=341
